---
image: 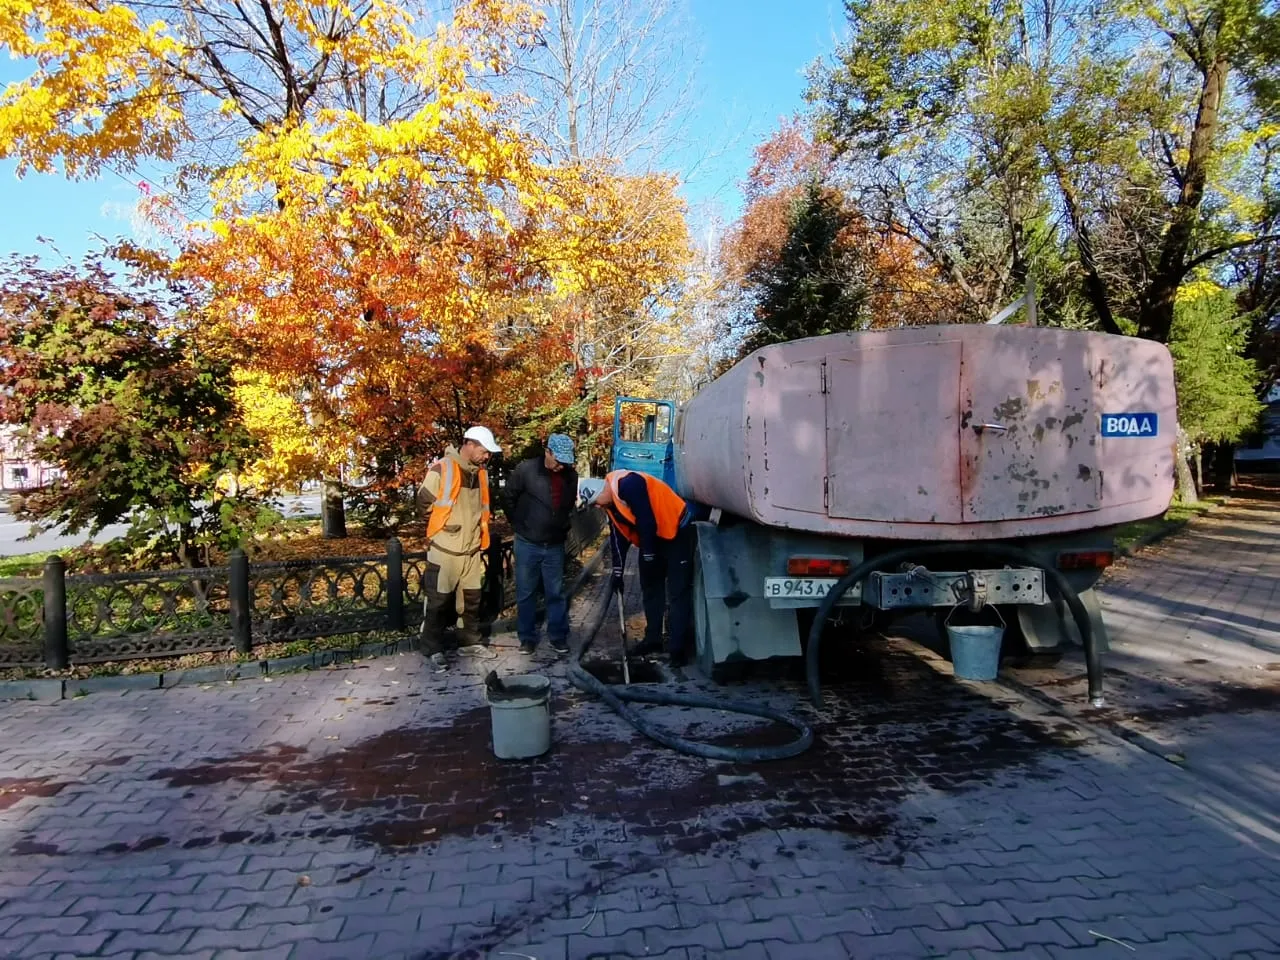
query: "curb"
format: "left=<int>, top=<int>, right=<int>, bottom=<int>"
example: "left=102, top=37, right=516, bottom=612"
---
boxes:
left=1117, top=498, right=1229, bottom=558
left=0, top=548, right=611, bottom=702
left=993, top=670, right=1181, bottom=762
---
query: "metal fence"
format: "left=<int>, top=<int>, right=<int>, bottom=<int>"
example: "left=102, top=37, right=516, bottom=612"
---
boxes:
left=0, top=509, right=604, bottom=669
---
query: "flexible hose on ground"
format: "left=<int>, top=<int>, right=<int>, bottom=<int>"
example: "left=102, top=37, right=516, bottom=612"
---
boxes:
left=565, top=574, right=815, bottom=762
left=804, top=542, right=1104, bottom=708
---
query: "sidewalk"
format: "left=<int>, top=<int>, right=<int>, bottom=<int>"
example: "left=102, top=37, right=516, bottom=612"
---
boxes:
left=0, top=515, right=1278, bottom=958
left=1003, top=474, right=1280, bottom=826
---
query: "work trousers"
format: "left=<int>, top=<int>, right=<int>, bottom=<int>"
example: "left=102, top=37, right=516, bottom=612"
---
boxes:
left=637, top=524, right=696, bottom=655
left=418, top=550, right=484, bottom=656
left=514, top=537, right=568, bottom=648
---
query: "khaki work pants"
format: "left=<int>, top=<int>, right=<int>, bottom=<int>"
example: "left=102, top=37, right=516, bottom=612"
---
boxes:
left=418, top=548, right=485, bottom=655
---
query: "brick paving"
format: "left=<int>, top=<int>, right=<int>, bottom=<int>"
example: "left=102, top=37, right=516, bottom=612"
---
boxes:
left=1002, top=475, right=1280, bottom=822
left=1, top=490, right=1279, bottom=959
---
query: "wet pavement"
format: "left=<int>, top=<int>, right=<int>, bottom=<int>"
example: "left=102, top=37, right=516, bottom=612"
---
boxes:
left=2, top=487, right=1280, bottom=958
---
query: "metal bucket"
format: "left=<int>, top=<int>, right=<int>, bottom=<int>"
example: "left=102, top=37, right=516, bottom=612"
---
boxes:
left=485, top=675, right=552, bottom=759
left=945, top=606, right=1005, bottom=681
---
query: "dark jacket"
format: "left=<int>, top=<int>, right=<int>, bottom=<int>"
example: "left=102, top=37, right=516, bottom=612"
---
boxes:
left=504, top=456, right=578, bottom=545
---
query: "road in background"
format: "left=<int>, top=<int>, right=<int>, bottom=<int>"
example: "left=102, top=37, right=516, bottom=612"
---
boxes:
left=0, top=494, right=322, bottom=557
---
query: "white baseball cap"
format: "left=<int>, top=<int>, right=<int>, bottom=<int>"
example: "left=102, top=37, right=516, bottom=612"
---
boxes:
left=463, top=425, right=502, bottom=453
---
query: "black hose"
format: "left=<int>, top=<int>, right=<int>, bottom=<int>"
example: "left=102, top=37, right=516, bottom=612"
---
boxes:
left=805, top=542, right=1104, bottom=708
left=566, top=579, right=814, bottom=762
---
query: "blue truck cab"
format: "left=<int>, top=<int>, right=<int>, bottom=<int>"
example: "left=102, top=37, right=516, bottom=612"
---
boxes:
left=609, top=396, right=677, bottom=487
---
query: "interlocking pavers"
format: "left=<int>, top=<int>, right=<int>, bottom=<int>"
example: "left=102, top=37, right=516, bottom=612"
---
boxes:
left=0, top=490, right=1278, bottom=959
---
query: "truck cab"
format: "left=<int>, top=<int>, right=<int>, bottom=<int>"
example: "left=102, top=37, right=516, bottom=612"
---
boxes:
left=610, top=396, right=677, bottom=486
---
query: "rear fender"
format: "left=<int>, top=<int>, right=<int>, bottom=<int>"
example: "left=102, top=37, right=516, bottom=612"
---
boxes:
left=693, top=520, right=864, bottom=663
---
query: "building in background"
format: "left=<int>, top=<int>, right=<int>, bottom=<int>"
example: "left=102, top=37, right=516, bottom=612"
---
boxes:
left=1236, top=386, right=1280, bottom=473
left=0, top=427, right=61, bottom=491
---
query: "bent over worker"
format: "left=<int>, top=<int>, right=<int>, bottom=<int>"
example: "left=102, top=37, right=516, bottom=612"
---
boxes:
left=417, top=425, right=502, bottom=669
left=589, top=470, right=696, bottom=667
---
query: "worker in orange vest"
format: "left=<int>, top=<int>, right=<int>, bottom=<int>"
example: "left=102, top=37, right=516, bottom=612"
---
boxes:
left=589, top=470, right=696, bottom=667
left=417, top=425, right=502, bottom=670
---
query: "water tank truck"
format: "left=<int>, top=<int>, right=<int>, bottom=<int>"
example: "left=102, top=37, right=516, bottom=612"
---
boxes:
left=609, top=324, right=1176, bottom=695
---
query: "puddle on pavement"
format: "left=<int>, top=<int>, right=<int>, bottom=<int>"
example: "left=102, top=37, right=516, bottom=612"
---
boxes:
left=141, top=638, right=1087, bottom=858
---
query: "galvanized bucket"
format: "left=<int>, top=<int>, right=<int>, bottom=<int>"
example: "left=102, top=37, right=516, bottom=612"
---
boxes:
left=945, top=606, right=1005, bottom=681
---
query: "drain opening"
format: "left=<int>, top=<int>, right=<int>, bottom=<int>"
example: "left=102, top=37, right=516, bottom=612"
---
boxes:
left=579, top=659, right=665, bottom=684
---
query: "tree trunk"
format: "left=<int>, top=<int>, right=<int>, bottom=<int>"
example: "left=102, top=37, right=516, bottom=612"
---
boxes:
left=1192, top=445, right=1203, bottom=494
left=1175, top=425, right=1199, bottom=504
left=1048, top=155, right=1121, bottom=335
left=321, top=478, right=347, bottom=539
left=1210, top=442, right=1237, bottom=493
left=1137, top=56, right=1230, bottom=343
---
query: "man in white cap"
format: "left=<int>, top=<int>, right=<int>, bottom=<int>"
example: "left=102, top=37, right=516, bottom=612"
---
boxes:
left=504, top=433, right=578, bottom=656
left=417, top=425, right=502, bottom=668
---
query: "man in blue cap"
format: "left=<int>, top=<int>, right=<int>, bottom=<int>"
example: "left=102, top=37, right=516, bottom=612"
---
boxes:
left=504, top=433, right=579, bottom=655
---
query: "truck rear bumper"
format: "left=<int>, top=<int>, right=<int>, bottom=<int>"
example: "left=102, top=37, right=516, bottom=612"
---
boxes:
left=764, top=566, right=1047, bottom=610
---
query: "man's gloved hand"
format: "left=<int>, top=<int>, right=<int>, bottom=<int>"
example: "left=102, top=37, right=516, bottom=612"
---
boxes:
left=611, top=565, right=625, bottom=593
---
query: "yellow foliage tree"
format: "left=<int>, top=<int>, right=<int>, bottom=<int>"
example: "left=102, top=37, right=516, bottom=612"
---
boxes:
left=2, top=0, right=695, bottom=513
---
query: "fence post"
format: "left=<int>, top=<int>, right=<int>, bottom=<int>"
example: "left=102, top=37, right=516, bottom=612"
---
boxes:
left=386, top=537, right=404, bottom=631
left=42, top=555, right=68, bottom=670
left=229, top=548, right=252, bottom=655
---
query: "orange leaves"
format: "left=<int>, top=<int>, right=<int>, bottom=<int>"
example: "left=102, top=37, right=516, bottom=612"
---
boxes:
left=727, top=118, right=958, bottom=329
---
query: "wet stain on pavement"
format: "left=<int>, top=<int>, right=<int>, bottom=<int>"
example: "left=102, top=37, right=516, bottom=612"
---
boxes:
left=149, top=743, right=307, bottom=788
left=0, top=777, right=70, bottom=811
left=140, top=639, right=1086, bottom=858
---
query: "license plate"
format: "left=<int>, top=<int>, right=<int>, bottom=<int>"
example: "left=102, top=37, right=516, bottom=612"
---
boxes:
left=764, top=577, right=841, bottom=599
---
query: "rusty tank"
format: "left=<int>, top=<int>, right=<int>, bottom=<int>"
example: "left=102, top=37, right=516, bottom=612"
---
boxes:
left=673, top=324, right=1176, bottom=541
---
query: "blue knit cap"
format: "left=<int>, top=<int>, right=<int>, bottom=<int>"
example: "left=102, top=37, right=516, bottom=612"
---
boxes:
left=547, top=433, right=575, bottom=465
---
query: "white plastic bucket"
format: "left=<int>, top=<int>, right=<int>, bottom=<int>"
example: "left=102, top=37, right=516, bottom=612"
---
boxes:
left=945, top=606, right=1005, bottom=681
left=485, top=674, right=552, bottom=760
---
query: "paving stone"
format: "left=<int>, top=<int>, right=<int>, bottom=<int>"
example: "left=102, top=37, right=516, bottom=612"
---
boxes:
left=718, top=918, right=800, bottom=949
left=23, top=932, right=112, bottom=956
left=257, top=919, right=345, bottom=948
left=603, top=904, right=680, bottom=936
left=7, top=914, right=88, bottom=937
left=83, top=910, right=171, bottom=934
left=1, top=506, right=1280, bottom=960
left=764, top=937, right=850, bottom=960
left=989, top=919, right=1083, bottom=949
left=644, top=922, right=725, bottom=952
left=185, top=926, right=269, bottom=952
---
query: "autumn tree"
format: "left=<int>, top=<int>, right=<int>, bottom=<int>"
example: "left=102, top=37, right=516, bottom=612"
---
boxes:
left=734, top=181, right=866, bottom=356
left=498, top=0, right=700, bottom=458
left=0, top=252, right=258, bottom=566
left=724, top=119, right=957, bottom=342
left=1, top=0, right=561, bottom=533
left=809, top=0, right=1280, bottom=342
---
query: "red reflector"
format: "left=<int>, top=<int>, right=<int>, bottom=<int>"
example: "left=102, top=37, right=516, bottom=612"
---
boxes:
left=1057, top=550, right=1114, bottom=570
left=787, top=557, right=851, bottom=577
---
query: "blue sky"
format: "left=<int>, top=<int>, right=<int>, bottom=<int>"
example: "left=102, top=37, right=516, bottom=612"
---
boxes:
left=0, top=0, right=845, bottom=261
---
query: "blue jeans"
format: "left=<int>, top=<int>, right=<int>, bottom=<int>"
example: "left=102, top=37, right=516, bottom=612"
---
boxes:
left=514, top=537, right=568, bottom=647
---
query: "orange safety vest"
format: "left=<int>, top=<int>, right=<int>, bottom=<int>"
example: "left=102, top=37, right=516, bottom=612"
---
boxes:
left=602, top=470, right=686, bottom=547
left=426, top=456, right=491, bottom=551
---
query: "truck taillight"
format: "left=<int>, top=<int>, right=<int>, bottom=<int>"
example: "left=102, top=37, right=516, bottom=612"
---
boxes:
left=787, top=557, right=851, bottom=577
left=1057, top=550, right=1114, bottom=570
